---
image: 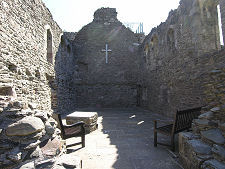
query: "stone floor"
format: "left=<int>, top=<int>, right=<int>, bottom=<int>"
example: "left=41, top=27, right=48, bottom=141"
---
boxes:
left=65, top=108, right=183, bottom=169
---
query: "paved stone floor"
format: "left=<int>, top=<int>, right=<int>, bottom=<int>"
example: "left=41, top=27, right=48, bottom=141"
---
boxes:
left=65, top=108, right=183, bottom=169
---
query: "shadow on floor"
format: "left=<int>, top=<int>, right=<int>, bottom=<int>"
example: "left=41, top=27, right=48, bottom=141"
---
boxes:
left=65, top=108, right=183, bottom=169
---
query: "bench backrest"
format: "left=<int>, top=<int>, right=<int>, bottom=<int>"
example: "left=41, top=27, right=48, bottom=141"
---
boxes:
left=52, top=113, right=65, bottom=137
left=173, top=107, right=202, bottom=134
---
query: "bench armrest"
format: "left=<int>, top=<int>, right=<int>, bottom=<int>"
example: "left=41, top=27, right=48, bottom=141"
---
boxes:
left=63, top=121, right=85, bottom=128
left=154, top=120, right=173, bottom=129
left=154, top=119, right=173, bottom=123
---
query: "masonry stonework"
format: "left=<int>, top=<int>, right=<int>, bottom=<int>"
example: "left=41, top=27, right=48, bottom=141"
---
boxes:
left=0, top=0, right=69, bottom=168
left=0, top=0, right=62, bottom=112
left=1, top=0, right=225, bottom=168
left=55, top=32, right=78, bottom=114
left=179, top=53, right=225, bottom=168
left=140, top=0, right=222, bottom=117
left=72, top=8, right=141, bottom=109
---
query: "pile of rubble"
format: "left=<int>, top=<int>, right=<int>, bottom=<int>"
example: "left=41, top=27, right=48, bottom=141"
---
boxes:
left=0, top=97, right=81, bottom=168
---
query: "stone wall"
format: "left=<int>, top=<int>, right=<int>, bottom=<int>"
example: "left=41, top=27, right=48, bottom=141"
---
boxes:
left=0, top=0, right=62, bottom=112
left=0, top=0, right=66, bottom=168
left=179, top=53, right=225, bottom=168
left=55, top=32, right=78, bottom=114
left=140, top=0, right=222, bottom=117
left=71, top=8, right=141, bottom=109
left=75, top=84, right=139, bottom=108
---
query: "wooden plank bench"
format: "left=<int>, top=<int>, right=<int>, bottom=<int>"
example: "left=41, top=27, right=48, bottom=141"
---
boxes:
left=53, top=113, right=86, bottom=148
left=154, top=107, right=202, bottom=151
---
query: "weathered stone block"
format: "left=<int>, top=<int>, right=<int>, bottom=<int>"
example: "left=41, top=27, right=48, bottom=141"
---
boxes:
left=6, top=117, right=44, bottom=136
left=201, top=129, right=225, bottom=145
left=212, top=144, right=225, bottom=161
left=34, top=110, right=48, bottom=122
left=187, top=139, right=212, bottom=155
left=22, top=140, right=41, bottom=150
left=6, top=147, right=22, bottom=163
left=210, top=107, right=221, bottom=113
left=45, top=121, right=55, bottom=135
left=179, top=132, right=196, bottom=155
left=199, top=111, right=214, bottom=120
left=219, top=123, right=225, bottom=132
left=40, top=138, right=62, bottom=157
left=66, top=111, right=98, bottom=133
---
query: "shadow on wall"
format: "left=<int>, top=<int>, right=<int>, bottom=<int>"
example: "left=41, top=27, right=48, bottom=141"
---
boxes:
left=54, top=33, right=78, bottom=114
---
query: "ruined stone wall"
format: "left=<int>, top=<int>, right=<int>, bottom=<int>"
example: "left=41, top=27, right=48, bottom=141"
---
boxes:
left=72, top=8, right=141, bottom=108
left=55, top=32, right=78, bottom=114
left=0, top=0, right=66, bottom=168
left=140, top=0, right=222, bottom=116
left=0, top=0, right=62, bottom=111
left=75, top=84, right=138, bottom=108
left=179, top=50, right=225, bottom=168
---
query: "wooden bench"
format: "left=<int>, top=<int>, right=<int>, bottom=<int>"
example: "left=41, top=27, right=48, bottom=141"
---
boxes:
left=53, top=113, right=86, bottom=148
left=154, top=107, right=202, bottom=151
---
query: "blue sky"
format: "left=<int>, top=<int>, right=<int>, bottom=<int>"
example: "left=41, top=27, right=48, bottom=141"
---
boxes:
left=42, top=0, right=181, bottom=34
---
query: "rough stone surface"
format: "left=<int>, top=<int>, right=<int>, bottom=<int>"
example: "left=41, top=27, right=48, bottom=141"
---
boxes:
left=0, top=0, right=62, bottom=112
left=187, top=139, right=212, bottom=155
left=40, top=137, right=62, bottom=157
left=66, top=111, right=98, bottom=133
left=6, top=117, right=44, bottom=136
left=0, top=0, right=66, bottom=167
left=7, top=147, right=22, bottom=163
left=212, top=144, right=225, bottom=161
left=1, top=0, right=225, bottom=168
left=220, top=123, right=225, bottom=132
left=201, top=129, right=225, bottom=145
left=199, top=111, right=214, bottom=120
left=201, top=159, right=225, bottom=169
left=139, top=0, right=223, bottom=117
left=57, top=8, right=141, bottom=112
left=180, top=66, right=225, bottom=168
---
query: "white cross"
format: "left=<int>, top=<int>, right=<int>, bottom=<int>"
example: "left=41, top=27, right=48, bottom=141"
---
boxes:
left=101, top=44, right=112, bottom=64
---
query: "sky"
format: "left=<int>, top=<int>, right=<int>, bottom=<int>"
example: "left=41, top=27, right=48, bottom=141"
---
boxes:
left=42, top=0, right=181, bottom=34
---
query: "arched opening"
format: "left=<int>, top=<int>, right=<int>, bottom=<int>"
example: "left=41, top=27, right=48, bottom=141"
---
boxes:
left=201, top=0, right=222, bottom=50
left=167, top=28, right=176, bottom=50
left=47, top=29, right=53, bottom=64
